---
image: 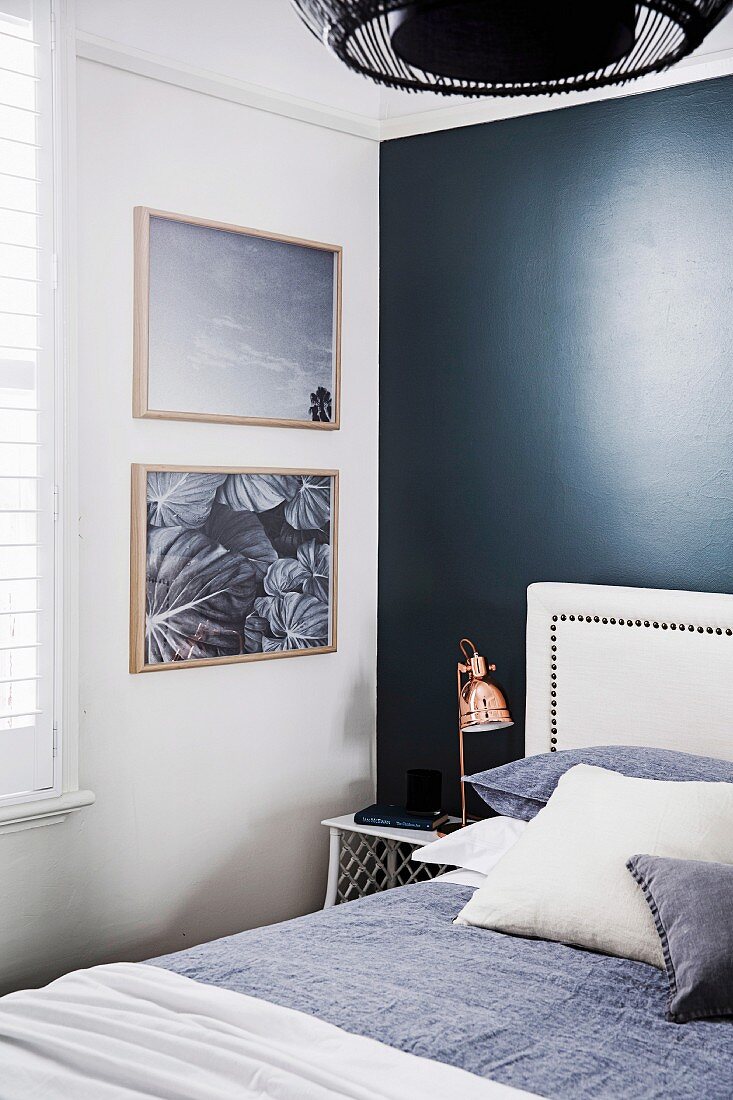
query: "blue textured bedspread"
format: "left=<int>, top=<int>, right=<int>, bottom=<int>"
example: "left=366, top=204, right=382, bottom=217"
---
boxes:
left=150, top=883, right=733, bottom=1099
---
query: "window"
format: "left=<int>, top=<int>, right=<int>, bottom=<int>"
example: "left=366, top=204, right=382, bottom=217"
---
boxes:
left=0, top=0, right=57, bottom=808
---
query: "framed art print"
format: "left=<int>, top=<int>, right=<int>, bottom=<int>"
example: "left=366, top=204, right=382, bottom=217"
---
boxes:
left=133, top=208, right=342, bottom=429
left=130, top=465, right=338, bottom=672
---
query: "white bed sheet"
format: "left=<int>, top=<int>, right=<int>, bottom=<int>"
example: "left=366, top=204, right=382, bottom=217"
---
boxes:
left=432, top=867, right=488, bottom=888
left=0, top=961, right=538, bottom=1099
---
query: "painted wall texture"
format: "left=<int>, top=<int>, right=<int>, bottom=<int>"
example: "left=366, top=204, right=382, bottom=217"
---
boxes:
left=378, top=76, right=733, bottom=814
left=0, top=54, right=378, bottom=995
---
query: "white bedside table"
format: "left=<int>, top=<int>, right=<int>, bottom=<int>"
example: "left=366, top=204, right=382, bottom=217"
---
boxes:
left=321, top=812, right=460, bottom=908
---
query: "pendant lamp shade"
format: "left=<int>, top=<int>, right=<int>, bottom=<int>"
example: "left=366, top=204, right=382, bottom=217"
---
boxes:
left=291, top=1, right=733, bottom=98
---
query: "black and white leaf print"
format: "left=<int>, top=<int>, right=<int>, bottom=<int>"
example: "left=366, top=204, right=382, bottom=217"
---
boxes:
left=147, top=471, right=226, bottom=528
left=143, top=471, right=333, bottom=666
left=263, top=557, right=308, bottom=596
left=297, top=539, right=329, bottom=602
left=145, top=526, right=257, bottom=663
left=260, top=592, right=329, bottom=652
left=205, top=503, right=278, bottom=581
left=218, top=473, right=299, bottom=513
left=284, top=476, right=331, bottom=530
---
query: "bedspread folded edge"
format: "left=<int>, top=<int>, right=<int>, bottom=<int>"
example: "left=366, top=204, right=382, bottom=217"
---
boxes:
left=0, top=961, right=538, bottom=1100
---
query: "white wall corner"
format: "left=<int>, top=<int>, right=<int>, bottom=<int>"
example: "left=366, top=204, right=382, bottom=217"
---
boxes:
left=74, top=29, right=733, bottom=145
left=74, top=31, right=382, bottom=142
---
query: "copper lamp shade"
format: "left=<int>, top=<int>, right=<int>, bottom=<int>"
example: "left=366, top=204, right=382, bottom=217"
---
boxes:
left=459, top=643, right=512, bottom=733
left=456, top=638, right=512, bottom=827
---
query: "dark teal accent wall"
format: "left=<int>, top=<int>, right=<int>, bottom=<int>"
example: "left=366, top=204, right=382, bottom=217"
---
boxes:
left=378, top=76, right=733, bottom=813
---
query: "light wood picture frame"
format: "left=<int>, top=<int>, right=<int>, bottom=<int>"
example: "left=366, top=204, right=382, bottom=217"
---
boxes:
left=130, top=465, right=339, bottom=673
left=133, top=208, right=342, bottom=429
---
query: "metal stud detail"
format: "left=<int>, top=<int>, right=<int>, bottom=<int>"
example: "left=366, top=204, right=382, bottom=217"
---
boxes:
left=549, top=619, right=557, bottom=751
left=548, top=610, right=733, bottom=754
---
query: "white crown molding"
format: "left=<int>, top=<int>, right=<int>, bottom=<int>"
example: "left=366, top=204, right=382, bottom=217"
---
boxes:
left=379, top=47, right=733, bottom=141
left=75, top=32, right=381, bottom=142
left=76, top=31, right=733, bottom=145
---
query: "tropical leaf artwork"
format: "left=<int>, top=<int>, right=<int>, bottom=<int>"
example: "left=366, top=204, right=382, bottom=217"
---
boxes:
left=142, top=470, right=335, bottom=667
left=148, top=471, right=226, bottom=528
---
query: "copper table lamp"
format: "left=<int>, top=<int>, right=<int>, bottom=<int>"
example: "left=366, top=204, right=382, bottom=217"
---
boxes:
left=455, top=638, right=513, bottom=828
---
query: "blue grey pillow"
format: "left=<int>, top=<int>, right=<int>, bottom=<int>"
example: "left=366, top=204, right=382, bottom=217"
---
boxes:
left=464, top=746, right=733, bottom=821
left=627, top=854, right=733, bottom=1023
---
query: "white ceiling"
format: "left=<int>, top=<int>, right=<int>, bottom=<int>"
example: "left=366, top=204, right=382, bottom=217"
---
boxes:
left=76, top=0, right=733, bottom=136
left=75, top=0, right=383, bottom=116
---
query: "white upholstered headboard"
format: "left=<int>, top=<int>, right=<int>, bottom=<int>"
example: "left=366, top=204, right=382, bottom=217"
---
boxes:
left=526, top=583, right=733, bottom=762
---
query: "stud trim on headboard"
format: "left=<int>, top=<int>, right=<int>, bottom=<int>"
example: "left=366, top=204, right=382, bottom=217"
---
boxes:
left=549, top=613, right=733, bottom=752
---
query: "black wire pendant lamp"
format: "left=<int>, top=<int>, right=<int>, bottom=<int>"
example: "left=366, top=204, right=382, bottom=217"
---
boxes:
left=291, top=1, right=733, bottom=97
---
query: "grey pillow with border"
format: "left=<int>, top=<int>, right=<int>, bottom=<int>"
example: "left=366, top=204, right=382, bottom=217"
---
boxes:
left=626, top=854, right=733, bottom=1024
left=464, top=746, right=733, bottom=821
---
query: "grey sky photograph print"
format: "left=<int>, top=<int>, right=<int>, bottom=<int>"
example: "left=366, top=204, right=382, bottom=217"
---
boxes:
left=130, top=466, right=338, bottom=672
left=135, top=210, right=341, bottom=428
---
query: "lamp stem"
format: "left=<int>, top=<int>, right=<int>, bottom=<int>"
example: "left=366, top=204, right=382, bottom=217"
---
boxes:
left=457, top=661, right=467, bottom=828
left=459, top=724, right=467, bottom=828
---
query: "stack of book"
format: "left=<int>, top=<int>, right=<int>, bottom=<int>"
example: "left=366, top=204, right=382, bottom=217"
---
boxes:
left=354, top=804, right=449, bottom=831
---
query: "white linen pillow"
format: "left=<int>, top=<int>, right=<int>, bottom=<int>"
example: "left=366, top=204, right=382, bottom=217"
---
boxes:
left=412, top=816, right=527, bottom=875
left=432, top=869, right=488, bottom=889
left=455, top=764, right=733, bottom=968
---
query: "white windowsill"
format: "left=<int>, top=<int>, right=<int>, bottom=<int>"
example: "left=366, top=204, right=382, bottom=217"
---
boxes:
left=0, top=789, right=95, bottom=835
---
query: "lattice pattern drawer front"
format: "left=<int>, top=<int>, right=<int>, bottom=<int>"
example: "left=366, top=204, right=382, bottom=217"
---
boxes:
left=336, top=830, right=453, bottom=905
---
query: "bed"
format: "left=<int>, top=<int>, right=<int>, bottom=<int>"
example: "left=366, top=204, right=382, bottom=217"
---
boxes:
left=2, top=582, right=733, bottom=1099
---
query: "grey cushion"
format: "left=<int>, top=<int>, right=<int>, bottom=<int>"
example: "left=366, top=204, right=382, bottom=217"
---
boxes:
left=464, top=746, right=733, bottom=821
left=627, top=854, right=733, bottom=1024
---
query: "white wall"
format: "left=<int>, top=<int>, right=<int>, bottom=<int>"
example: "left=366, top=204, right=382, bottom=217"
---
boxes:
left=0, top=47, right=378, bottom=993
left=75, top=0, right=381, bottom=116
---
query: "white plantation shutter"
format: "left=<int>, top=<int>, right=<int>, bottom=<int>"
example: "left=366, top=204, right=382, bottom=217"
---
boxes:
left=0, top=0, right=57, bottom=803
